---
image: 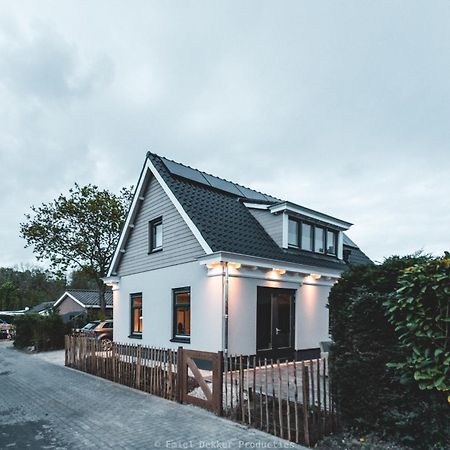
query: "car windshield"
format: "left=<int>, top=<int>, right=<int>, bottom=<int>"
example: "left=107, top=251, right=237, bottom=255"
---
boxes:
left=83, top=322, right=98, bottom=330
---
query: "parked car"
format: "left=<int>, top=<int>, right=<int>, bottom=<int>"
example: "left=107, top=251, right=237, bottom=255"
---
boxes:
left=0, top=319, right=13, bottom=340
left=78, top=320, right=101, bottom=334
left=92, top=320, right=113, bottom=350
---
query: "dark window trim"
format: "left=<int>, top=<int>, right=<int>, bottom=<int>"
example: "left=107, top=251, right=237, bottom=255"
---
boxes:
left=288, top=217, right=339, bottom=257
left=148, top=216, right=163, bottom=254
left=130, top=292, right=143, bottom=338
left=172, top=287, right=191, bottom=343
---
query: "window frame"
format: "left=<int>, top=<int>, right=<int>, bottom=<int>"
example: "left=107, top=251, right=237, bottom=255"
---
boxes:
left=129, top=292, right=143, bottom=339
left=287, top=217, right=339, bottom=257
left=148, top=216, right=163, bottom=254
left=171, top=287, right=191, bottom=344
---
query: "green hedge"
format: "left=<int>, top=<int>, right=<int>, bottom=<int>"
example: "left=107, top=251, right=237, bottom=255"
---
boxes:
left=14, top=311, right=69, bottom=351
left=328, top=255, right=449, bottom=449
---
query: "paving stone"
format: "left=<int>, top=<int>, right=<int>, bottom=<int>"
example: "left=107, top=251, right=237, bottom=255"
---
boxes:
left=0, top=342, right=306, bottom=449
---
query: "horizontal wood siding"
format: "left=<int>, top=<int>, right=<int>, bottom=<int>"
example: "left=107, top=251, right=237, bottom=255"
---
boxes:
left=117, top=175, right=206, bottom=276
left=249, top=210, right=283, bottom=247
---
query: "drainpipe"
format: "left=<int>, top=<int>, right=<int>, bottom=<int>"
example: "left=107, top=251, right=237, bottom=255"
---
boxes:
left=222, top=262, right=229, bottom=356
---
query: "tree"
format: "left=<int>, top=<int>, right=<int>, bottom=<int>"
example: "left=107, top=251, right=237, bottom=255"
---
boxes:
left=20, top=183, right=132, bottom=314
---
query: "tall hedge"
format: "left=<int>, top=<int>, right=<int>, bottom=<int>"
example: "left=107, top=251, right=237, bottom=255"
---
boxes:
left=328, top=255, right=449, bottom=449
left=14, top=311, right=69, bottom=351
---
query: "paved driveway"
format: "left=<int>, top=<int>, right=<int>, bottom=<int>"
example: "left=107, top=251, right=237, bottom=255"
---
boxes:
left=0, top=342, right=305, bottom=449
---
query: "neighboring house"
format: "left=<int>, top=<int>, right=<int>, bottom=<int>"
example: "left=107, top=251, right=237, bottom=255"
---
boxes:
left=54, top=290, right=113, bottom=322
left=104, top=152, right=371, bottom=359
left=28, top=301, right=55, bottom=316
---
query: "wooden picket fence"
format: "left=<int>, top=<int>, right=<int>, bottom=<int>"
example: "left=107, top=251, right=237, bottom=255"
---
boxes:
left=65, top=335, right=177, bottom=400
left=65, top=336, right=337, bottom=447
left=222, top=355, right=338, bottom=447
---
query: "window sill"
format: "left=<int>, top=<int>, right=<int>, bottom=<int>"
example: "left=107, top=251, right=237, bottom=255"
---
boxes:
left=170, top=337, right=190, bottom=344
left=148, top=248, right=163, bottom=255
left=128, top=334, right=142, bottom=339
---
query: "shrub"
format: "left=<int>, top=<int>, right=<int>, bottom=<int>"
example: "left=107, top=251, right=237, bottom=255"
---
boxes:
left=384, top=253, right=450, bottom=394
left=14, top=310, right=69, bottom=351
left=328, top=254, right=449, bottom=449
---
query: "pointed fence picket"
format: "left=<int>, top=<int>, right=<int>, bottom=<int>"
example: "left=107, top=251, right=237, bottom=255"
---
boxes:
left=65, top=336, right=338, bottom=447
left=221, top=354, right=338, bottom=447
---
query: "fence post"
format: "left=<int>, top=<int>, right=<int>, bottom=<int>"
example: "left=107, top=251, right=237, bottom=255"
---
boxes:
left=217, top=351, right=224, bottom=416
left=176, top=346, right=183, bottom=404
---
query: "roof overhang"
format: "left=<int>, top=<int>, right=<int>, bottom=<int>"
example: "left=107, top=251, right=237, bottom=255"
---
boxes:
left=268, top=201, right=352, bottom=230
left=198, top=251, right=344, bottom=280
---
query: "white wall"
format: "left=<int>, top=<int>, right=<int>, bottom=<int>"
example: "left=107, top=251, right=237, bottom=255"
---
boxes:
left=114, top=263, right=332, bottom=355
left=227, top=270, right=332, bottom=355
left=295, top=282, right=331, bottom=350
left=114, top=261, right=223, bottom=352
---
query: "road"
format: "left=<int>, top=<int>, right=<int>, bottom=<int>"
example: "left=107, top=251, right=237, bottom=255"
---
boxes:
left=0, top=342, right=305, bottom=449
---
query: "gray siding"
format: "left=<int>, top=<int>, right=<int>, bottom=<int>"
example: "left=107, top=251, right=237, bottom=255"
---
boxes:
left=117, top=174, right=206, bottom=276
left=249, top=209, right=283, bottom=247
left=57, top=296, right=86, bottom=316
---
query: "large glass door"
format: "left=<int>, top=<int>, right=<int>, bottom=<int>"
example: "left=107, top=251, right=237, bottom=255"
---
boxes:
left=256, top=287, right=295, bottom=358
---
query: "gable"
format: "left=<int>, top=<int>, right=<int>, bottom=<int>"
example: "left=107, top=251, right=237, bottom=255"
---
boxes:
left=57, top=295, right=86, bottom=315
left=117, top=173, right=206, bottom=276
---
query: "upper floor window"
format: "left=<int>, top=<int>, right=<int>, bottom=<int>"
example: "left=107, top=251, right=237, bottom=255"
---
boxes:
left=327, top=230, right=337, bottom=255
left=288, top=219, right=299, bottom=247
left=148, top=217, right=163, bottom=253
left=288, top=217, right=338, bottom=257
left=301, top=223, right=313, bottom=251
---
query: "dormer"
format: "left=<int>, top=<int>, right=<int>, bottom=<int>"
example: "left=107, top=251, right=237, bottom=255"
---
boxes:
left=245, top=201, right=352, bottom=260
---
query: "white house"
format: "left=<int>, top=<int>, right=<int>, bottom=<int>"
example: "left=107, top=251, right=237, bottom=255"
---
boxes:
left=104, top=152, right=371, bottom=359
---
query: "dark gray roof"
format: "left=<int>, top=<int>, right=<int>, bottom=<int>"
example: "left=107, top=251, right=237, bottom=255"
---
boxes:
left=29, top=301, right=55, bottom=313
left=66, top=290, right=113, bottom=307
left=343, top=245, right=373, bottom=266
left=147, top=153, right=371, bottom=270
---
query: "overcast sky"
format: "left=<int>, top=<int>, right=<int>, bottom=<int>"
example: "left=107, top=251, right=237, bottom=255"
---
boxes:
left=0, top=1, right=449, bottom=268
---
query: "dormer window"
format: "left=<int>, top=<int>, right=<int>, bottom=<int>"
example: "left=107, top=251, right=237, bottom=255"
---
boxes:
left=288, top=217, right=338, bottom=256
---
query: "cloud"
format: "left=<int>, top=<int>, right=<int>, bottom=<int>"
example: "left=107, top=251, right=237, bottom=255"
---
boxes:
left=0, top=1, right=449, bottom=266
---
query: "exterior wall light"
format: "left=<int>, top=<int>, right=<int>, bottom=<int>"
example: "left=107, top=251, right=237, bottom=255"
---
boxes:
left=310, top=273, right=321, bottom=280
left=272, top=268, right=286, bottom=275
left=228, top=262, right=241, bottom=269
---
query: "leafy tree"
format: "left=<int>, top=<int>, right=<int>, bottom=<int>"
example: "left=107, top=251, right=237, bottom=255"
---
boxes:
left=0, top=266, right=65, bottom=311
left=20, top=183, right=132, bottom=314
left=384, top=252, right=450, bottom=394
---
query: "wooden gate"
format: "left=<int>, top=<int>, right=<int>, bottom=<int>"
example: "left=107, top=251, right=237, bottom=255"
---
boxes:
left=178, top=348, right=223, bottom=415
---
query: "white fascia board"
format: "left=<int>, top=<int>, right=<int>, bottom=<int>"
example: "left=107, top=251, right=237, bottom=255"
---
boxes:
left=269, top=202, right=352, bottom=230
left=102, top=276, right=120, bottom=286
left=107, top=157, right=213, bottom=277
left=53, top=292, right=86, bottom=309
left=243, top=202, right=270, bottom=210
left=107, top=159, right=149, bottom=277
left=198, top=251, right=343, bottom=279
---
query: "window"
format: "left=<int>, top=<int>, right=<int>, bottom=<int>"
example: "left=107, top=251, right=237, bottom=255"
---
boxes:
left=287, top=216, right=338, bottom=256
left=327, top=230, right=337, bottom=255
left=314, top=227, right=325, bottom=253
left=149, top=217, right=163, bottom=253
left=288, top=219, right=299, bottom=247
left=172, top=288, right=190, bottom=342
left=301, top=223, right=313, bottom=251
left=130, top=293, right=142, bottom=337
